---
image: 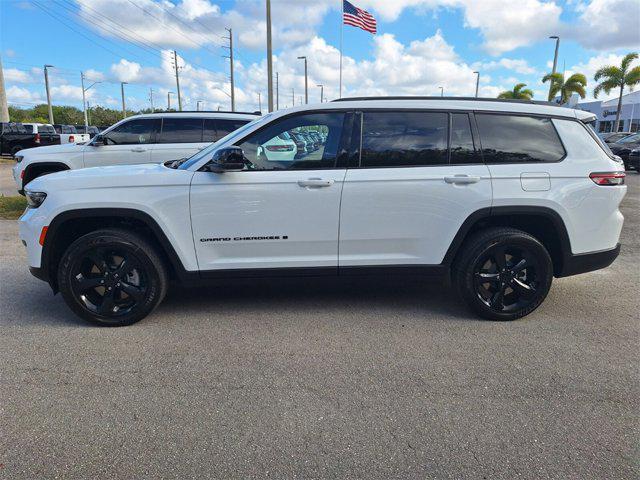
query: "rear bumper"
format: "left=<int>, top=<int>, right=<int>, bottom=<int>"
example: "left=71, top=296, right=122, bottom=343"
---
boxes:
left=557, top=243, right=621, bottom=277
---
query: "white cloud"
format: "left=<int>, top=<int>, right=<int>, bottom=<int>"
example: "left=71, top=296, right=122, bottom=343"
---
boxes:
left=6, top=85, right=44, bottom=104
left=571, top=0, right=640, bottom=50
left=4, top=68, right=35, bottom=84
left=473, top=58, right=539, bottom=75
left=568, top=53, right=640, bottom=101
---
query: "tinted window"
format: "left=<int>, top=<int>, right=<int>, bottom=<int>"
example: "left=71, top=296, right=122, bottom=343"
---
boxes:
left=105, top=119, right=156, bottom=145
left=476, top=114, right=565, bottom=163
left=236, top=112, right=345, bottom=170
left=39, top=125, right=55, bottom=134
left=361, top=112, right=448, bottom=167
left=203, top=119, right=250, bottom=142
left=23, top=125, right=34, bottom=133
left=450, top=113, right=476, bottom=164
left=63, top=125, right=77, bottom=134
left=159, top=118, right=203, bottom=143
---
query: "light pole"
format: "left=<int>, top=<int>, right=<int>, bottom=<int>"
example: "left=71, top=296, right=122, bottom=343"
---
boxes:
left=548, top=35, right=560, bottom=101
left=266, top=0, right=274, bottom=112
left=297, top=56, right=308, bottom=104
left=473, top=71, right=480, bottom=98
left=291, top=88, right=295, bottom=106
left=81, top=72, right=101, bottom=129
left=196, top=100, right=204, bottom=111
left=317, top=84, right=324, bottom=103
left=439, top=86, right=444, bottom=97
left=44, top=64, right=54, bottom=124
left=167, top=91, right=174, bottom=110
left=257, top=92, right=262, bottom=112
left=120, top=82, right=128, bottom=118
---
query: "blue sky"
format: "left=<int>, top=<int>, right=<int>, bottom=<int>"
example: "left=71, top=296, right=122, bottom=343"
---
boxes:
left=1, top=0, right=639, bottom=112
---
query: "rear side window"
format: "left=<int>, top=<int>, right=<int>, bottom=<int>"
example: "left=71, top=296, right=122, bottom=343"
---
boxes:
left=360, top=111, right=448, bottom=167
left=159, top=118, right=203, bottom=143
left=450, top=113, right=477, bottom=164
left=204, top=119, right=250, bottom=142
left=23, top=125, right=34, bottom=133
left=63, top=125, right=77, bottom=134
left=476, top=114, right=565, bottom=163
left=40, top=125, right=56, bottom=134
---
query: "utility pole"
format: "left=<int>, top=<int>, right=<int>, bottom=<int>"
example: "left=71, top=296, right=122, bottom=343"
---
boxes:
left=275, top=71, right=279, bottom=110
left=173, top=50, right=183, bottom=111
left=87, top=101, right=91, bottom=125
left=223, top=28, right=235, bottom=111
left=439, top=86, right=444, bottom=97
left=317, top=84, right=324, bottom=103
left=0, top=55, right=9, bottom=122
left=120, top=82, right=128, bottom=118
left=149, top=88, right=154, bottom=111
left=44, top=65, right=54, bottom=124
left=80, top=72, right=100, bottom=129
left=167, top=91, right=174, bottom=110
left=473, top=71, right=480, bottom=97
left=257, top=92, right=262, bottom=112
left=291, top=88, right=295, bottom=106
left=266, top=0, right=274, bottom=112
left=548, top=36, right=560, bottom=101
left=297, top=56, right=308, bottom=104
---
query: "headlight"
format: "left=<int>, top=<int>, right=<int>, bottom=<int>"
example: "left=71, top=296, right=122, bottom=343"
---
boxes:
left=25, top=191, right=47, bottom=208
left=14, top=155, right=24, bottom=163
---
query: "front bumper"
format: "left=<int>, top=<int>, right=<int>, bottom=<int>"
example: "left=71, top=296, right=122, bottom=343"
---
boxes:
left=557, top=243, right=621, bottom=277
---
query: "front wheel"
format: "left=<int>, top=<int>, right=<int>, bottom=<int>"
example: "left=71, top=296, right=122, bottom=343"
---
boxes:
left=453, top=227, right=553, bottom=321
left=58, top=229, right=168, bottom=326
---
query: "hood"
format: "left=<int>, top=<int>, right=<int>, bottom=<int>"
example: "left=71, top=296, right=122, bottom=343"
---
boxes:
left=26, top=162, right=193, bottom=192
left=20, top=142, right=85, bottom=156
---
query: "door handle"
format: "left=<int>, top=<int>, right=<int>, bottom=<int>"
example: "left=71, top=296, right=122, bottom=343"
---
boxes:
left=444, top=175, right=481, bottom=185
left=297, top=178, right=334, bottom=188
left=131, top=147, right=146, bottom=152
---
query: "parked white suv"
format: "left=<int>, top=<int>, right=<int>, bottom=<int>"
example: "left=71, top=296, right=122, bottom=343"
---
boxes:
left=12, top=111, right=258, bottom=193
left=19, top=98, right=626, bottom=326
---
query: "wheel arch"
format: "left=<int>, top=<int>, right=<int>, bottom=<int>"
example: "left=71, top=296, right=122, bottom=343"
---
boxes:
left=42, top=208, right=196, bottom=292
left=22, top=162, right=71, bottom=189
left=443, top=206, right=572, bottom=277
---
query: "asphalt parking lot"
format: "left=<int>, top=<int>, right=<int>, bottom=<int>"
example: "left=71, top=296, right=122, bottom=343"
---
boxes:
left=1, top=173, right=638, bottom=479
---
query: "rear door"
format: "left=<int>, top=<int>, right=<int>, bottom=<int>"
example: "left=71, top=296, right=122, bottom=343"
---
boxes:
left=83, top=118, right=158, bottom=167
left=339, top=110, right=492, bottom=267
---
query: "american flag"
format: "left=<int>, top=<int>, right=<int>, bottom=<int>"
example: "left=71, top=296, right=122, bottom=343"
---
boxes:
left=343, top=0, right=377, bottom=34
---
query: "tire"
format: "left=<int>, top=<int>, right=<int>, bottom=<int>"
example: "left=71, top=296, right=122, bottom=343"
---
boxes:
left=453, top=227, right=553, bottom=321
left=57, top=229, right=168, bottom=326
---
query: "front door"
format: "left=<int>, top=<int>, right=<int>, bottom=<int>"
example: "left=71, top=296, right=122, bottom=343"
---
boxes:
left=190, top=111, right=350, bottom=273
left=339, top=110, right=493, bottom=267
left=83, top=118, right=158, bottom=167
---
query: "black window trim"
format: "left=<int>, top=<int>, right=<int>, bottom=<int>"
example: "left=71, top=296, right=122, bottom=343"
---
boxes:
left=474, top=111, right=568, bottom=164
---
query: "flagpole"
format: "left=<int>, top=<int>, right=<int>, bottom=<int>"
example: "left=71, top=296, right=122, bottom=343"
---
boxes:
left=339, top=0, right=343, bottom=98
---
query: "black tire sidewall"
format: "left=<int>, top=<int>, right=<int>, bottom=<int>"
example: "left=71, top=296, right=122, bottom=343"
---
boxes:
left=456, top=231, right=553, bottom=321
left=58, top=231, right=166, bottom=326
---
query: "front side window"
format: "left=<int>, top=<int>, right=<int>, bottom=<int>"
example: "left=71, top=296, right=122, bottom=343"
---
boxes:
left=159, top=118, right=203, bottom=143
left=203, top=119, right=251, bottom=142
left=360, top=112, right=448, bottom=167
left=104, top=119, right=157, bottom=145
left=235, top=112, right=346, bottom=170
left=476, top=114, right=565, bottom=163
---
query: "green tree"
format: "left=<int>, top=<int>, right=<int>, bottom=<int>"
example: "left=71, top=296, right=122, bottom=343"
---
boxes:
left=497, top=83, right=534, bottom=100
left=593, top=52, right=640, bottom=132
left=542, top=72, right=587, bottom=103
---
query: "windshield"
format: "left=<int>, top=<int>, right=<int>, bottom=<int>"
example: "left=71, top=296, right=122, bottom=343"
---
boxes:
left=619, top=133, right=640, bottom=143
left=178, top=115, right=268, bottom=170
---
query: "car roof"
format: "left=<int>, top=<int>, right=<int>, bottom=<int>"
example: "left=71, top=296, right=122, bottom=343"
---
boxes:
left=132, top=111, right=259, bottom=121
left=267, top=97, right=593, bottom=122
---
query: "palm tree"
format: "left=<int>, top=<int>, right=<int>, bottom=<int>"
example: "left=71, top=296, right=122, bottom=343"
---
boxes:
left=542, top=72, right=587, bottom=103
left=497, top=83, right=534, bottom=100
left=593, top=52, right=640, bottom=132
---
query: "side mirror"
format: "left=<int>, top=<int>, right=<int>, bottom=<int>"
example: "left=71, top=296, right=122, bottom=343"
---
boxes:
left=205, top=147, right=246, bottom=173
left=92, top=134, right=107, bottom=146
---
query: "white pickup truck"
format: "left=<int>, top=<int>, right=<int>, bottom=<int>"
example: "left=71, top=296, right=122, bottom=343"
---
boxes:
left=53, top=124, right=90, bottom=144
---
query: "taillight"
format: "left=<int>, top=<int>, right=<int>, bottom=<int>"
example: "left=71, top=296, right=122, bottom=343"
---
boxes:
left=69, top=135, right=75, bottom=143
left=35, top=133, right=41, bottom=144
left=589, top=172, right=625, bottom=186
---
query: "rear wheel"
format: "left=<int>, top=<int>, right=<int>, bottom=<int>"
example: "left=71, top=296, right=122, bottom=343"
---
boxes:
left=58, top=229, right=168, bottom=326
left=453, top=227, right=553, bottom=321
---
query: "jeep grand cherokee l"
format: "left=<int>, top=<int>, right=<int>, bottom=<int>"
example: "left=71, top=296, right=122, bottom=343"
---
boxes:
left=19, top=97, right=625, bottom=326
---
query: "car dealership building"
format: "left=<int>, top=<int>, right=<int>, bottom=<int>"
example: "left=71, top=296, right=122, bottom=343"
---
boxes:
left=570, top=90, right=640, bottom=133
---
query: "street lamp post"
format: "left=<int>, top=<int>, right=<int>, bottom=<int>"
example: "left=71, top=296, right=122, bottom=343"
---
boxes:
left=297, top=56, right=308, bottom=104
left=548, top=35, right=560, bottom=101
left=258, top=92, right=262, bottom=112
left=473, top=71, right=480, bottom=98
left=196, top=100, right=204, bottom=111
left=44, top=65, right=54, bottom=124
left=439, top=86, right=444, bottom=97
left=120, top=82, right=128, bottom=119
left=167, top=91, right=175, bottom=110
left=317, top=84, right=324, bottom=103
left=81, top=72, right=101, bottom=129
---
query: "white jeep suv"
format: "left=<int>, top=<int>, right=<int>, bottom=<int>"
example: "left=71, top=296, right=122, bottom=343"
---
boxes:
left=12, top=111, right=257, bottom=194
left=19, top=97, right=626, bottom=326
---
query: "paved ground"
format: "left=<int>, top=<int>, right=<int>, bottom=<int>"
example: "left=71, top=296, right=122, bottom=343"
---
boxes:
left=0, top=162, right=17, bottom=196
left=1, top=174, right=638, bottom=479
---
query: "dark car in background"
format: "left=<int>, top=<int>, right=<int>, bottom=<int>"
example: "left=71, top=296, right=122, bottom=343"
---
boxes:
left=608, top=132, right=640, bottom=171
left=0, top=122, right=39, bottom=156
left=600, top=132, right=632, bottom=144
left=22, top=123, right=61, bottom=147
left=74, top=125, right=101, bottom=138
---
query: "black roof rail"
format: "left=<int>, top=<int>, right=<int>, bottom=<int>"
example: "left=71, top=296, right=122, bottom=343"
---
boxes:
left=331, top=96, right=559, bottom=107
left=146, top=110, right=261, bottom=115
